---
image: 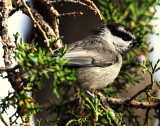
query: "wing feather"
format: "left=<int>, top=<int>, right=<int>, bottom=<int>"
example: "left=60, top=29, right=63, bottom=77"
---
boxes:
left=62, top=37, right=119, bottom=67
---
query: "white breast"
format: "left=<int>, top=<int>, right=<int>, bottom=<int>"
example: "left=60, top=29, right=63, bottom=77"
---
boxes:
left=75, top=54, right=122, bottom=90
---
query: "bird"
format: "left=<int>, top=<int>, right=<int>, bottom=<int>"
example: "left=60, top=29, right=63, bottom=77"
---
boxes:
left=60, top=23, right=142, bottom=90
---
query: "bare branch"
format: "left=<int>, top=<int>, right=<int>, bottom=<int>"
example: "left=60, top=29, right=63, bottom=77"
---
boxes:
left=129, top=88, right=147, bottom=101
left=40, top=0, right=102, bottom=48
left=0, top=65, right=20, bottom=72
left=0, top=0, right=12, bottom=68
left=12, top=0, right=63, bottom=50
left=0, top=116, right=9, bottom=126
left=39, top=0, right=63, bottom=48
left=9, top=7, right=20, bottom=17
left=50, top=0, right=102, bottom=20
left=143, top=109, right=150, bottom=126
left=97, top=92, right=160, bottom=109
left=129, top=84, right=152, bottom=101
left=21, top=0, right=54, bottom=53
left=58, top=12, right=83, bottom=17
left=83, top=0, right=102, bottom=20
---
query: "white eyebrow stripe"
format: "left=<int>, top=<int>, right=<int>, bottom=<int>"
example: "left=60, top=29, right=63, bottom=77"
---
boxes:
left=118, top=26, right=136, bottom=39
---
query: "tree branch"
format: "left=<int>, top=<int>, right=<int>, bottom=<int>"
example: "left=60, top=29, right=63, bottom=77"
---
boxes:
left=39, top=0, right=63, bottom=49
left=12, top=0, right=63, bottom=49
left=129, top=85, right=150, bottom=101
left=0, top=0, right=12, bottom=68
left=0, top=116, right=9, bottom=126
left=0, top=65, right=20, bottom=72
left=143, top=108, right=150, bottom=126
left=97, top=92, right=160, bottom=109
left=50, top=0, right=102, bottom=20
left=83, top=0, right=102, bottom=20
left=58, top=11, right=83, bottom=17
left=21, top=0, right=54, bottom=54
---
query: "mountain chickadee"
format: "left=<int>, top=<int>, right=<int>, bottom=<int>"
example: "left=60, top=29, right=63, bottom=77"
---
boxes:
left=61, top=23, right=142, bottom=90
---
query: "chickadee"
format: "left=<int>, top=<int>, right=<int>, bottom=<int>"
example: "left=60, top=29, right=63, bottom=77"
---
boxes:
left=61, top=23, right=142, bottom=90
left=10, top=23, right=141, bottom=91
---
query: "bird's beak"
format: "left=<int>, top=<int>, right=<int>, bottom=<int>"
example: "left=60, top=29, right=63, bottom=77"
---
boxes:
left=133, top=39, right=143, bottom=46
left=134, top=39, right=143, bottom=43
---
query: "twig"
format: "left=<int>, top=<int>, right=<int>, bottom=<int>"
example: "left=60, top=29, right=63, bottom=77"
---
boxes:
left=58, top=12, right=83, bottom=17
left=29, top=31, right=38, bottom=47
left=129, top=84, right=152, bottom=101
left=12, top=0, right=63, bottom=49
left=0, top=116, right=9, bottom=126
left=97, top=92, right=160, bottom=109
left=41, top=0, right=101, bottom=48
left=50, top=0, right=102, bottom=20
left=8, top=7, right=19, bottom=17
left=83, top=0, right=102, bottom=20
left=129, top=88, right=147, bottom=101
left=143, top=108, right=150, bottom=126
left=39, top=0, right=63, bottom=48
left=21, top=0, right=48, bottom=42
left=21, top=0, right=54, bottom=53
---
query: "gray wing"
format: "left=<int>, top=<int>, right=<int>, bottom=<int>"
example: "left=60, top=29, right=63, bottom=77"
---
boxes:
left=62, top=37, right=119, bottom=67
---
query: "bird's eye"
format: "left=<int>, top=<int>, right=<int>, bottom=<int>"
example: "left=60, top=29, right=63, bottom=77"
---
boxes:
left=121, top=33, right=132, bottom=41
